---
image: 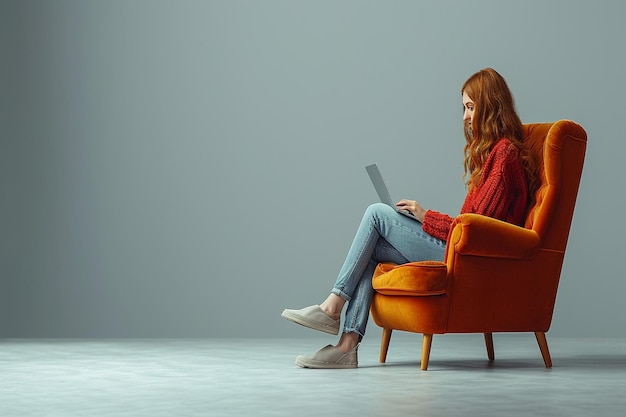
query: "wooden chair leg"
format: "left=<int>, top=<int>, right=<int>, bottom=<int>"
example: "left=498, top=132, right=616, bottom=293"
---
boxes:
left=484, top=332, right=495, bottom=361
left=535, top=332, right=553, bottom=368
left=380, top=328, right=392, bottom=363
left=421, top=334, right=433, bottom=371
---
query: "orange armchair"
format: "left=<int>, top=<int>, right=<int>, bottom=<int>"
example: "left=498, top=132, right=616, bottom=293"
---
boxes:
left=370, top=120, right=587, bottom=370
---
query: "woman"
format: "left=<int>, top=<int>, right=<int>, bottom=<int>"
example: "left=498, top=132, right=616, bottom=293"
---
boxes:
left=281, top=68, right=537, bottom=369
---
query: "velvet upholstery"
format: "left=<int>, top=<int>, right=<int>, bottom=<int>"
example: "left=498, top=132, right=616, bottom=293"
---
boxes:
left=370, top=120, right=587, bottom=370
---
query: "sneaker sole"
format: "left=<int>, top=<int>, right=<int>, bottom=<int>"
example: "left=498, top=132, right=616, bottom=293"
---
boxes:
left=281, top=310, right=339, bottom=335
left=295, top=356, right=357, bottom=369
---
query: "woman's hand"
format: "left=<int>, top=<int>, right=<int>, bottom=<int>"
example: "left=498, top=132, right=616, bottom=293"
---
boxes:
left=395, top=199, right=427, bottom=222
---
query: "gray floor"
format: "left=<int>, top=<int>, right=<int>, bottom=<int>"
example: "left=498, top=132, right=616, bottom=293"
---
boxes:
left=1, top=334, right=625, bottom=417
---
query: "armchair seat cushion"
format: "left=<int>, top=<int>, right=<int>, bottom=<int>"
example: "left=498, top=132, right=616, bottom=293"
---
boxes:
left=373, top=261, right=448, bottom=296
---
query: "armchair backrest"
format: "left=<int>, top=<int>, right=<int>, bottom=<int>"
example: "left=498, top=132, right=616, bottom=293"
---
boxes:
left=523, top=121, right=587, bottom=252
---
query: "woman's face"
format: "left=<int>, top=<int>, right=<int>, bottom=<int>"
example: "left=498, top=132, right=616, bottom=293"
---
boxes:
left=462, top=91, right=474, bottom=125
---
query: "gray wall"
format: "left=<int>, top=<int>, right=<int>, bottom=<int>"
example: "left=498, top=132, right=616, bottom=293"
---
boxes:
left=2, top=0, right=625, bottom=338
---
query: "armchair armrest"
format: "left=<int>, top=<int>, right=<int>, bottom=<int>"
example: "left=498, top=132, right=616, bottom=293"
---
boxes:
left=448, top=213, right=540, bottom=259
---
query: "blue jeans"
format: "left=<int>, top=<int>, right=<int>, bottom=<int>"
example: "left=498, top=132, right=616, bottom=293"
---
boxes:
left=332, top=203, right=446, bottom=338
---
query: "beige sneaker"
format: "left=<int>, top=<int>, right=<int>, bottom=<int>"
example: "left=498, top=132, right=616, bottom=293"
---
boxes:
left=295, top=344, right=358, bottom=369
left=281, top=305, right=340, bottom=335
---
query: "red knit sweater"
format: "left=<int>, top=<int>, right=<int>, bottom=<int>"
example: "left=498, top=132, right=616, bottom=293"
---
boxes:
left=422, top=138, right=529, bottom=242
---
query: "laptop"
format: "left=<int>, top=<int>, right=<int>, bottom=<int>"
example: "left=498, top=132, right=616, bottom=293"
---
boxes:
left=366, top=164, right=420, bottom=221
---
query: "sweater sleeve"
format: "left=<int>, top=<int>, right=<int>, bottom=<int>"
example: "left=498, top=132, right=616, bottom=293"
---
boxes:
left=422, top=210, right=456, bottom=241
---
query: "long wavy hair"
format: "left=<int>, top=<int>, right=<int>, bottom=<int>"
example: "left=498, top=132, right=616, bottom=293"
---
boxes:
left=461, top=68, right=537, bottom=196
